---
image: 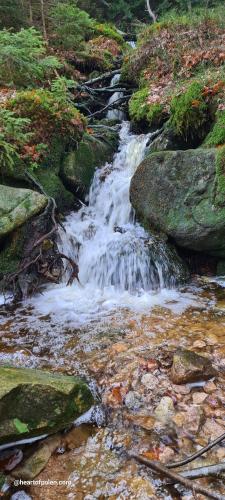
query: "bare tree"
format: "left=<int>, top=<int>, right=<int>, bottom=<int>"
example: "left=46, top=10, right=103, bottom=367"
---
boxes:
left=40, top=0, right=48, bottom=41
left=146, top=0, right=157, bottom=22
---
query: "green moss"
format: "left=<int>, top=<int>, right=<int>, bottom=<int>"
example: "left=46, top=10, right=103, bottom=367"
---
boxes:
left=169, top=82, right=208, bottom=140
left=215, top=145, right=225, bottom=205
left=92, top=22, right=124, bottom=45
left=129, top=88, right=166, bottom=126
left=35, top=169, right=74, bottom=212
left=0, top=227, right=25, bottom=277
left=204, top=110, right=225, bottom=147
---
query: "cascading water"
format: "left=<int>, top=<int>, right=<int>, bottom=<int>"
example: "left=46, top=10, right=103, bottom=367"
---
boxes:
left=106, top=74, right=126, bottom=121
left=31, top=122, right=185, bottom=325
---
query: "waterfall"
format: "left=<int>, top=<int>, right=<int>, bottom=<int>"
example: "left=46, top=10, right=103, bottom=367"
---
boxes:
left=106, top=74, right=126, bottom=121
left=31, top=122, right=185, bottom=325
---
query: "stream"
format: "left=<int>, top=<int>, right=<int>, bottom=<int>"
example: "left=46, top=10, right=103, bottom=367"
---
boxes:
left=1, top=98, right=225, bottom=498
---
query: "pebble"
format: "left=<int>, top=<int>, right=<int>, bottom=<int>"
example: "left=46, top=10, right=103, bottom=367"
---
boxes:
left=204, top=380, right=217, bottom=393
left=192, top=392, right=208, bottom=405
left=141, top=373, right=158, bottom=390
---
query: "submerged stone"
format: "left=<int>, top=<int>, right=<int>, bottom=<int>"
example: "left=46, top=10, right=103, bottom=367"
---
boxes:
left=170, top=349, right=216, bottom=384
left=0, top=366, right=94, bottom=445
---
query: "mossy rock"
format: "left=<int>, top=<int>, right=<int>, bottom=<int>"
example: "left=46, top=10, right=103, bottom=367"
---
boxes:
left=0, top=185, right=47, bottom=238
left=0, top=366, right=94, bottom=445
left=130, top=148, right=225, bottom=258
left=62, top=131, right=118, bottom=198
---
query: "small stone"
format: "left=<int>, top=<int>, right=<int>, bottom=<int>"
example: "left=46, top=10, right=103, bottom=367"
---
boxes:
left=216, top=447, right=225, bottom=460
left=124, top=391, right=142, bottom=410
left=141, top=373, right=158, bottom=390
left=201, top=418, right=225, bottom=439
left=204, top=381, right=217, bottom=394
left=173, top=385, right=191, bottom=395
left=154, top=397, right=175, bottom=422
left=111, top=343, right=127, bottom=354
left=192, top=340, right=206, bottom=349
left=192, top=392, right=208, bottom=405
left=170, top=349, right=216, bottom=384
left=12, top=435, right=61, bottom=480
left=172, top=405, right=203, bottom=434
left=159, top=446, right=175, bottom=464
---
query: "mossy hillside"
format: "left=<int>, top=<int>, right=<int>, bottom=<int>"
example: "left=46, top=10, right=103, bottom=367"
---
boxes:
left=169, top=82, right=209, bottom=141
left=124, top=9, right=225, bottom=141
left=204, top=110, right=225, bottom=147
left=129, top=88, right=166, bottom=127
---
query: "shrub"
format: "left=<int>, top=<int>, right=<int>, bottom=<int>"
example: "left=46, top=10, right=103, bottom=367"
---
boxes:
left=50, top=3, right=92, bottom=50
left=169, top=82, right=208, bottom=140
left=0, top=28, right=61, bottom=87
left=91, top=23, right=124, bottom=44
left=0, top=108, right=32, bottom=172
left=8, top=88, right=86, bottom=148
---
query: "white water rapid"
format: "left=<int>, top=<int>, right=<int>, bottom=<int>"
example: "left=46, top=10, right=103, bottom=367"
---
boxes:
left=31, top=122, right=188, bottom=325
left=106, top=73, right=126, bottom=121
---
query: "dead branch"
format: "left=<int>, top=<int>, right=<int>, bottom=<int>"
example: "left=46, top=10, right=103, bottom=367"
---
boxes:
left=84, top=69, right=120, bottom=86
left=88, top=95, right=130, bottom=119
left=130, top=453, right=225, bottom=500
left=58, top=253, right=81, bottom=286
left=180, top=462, right=225, bottom=480
left=167, top=431, right=225, bottom=469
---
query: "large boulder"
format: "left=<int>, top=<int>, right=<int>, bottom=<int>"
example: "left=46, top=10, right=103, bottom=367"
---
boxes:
left=61, top=129, right=119, bottom=199
left=130, top=148, right=225, bottom=257
left=0, top=185, right=47, bottom=238
left=0, top=366, right=94, bottom=445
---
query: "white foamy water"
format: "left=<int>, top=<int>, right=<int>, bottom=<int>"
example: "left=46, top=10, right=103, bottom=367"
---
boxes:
left=29, top=122, right=196, bottom=325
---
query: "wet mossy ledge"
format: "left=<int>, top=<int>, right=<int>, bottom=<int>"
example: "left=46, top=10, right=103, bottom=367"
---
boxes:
left=0, top=366, right=94, bottom=445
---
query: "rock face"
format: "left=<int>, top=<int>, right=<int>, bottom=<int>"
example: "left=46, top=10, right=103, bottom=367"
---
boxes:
left=0, top=185, right=47, bottom=238
left=0, top=366, right=94, bottom=444
left=62, top=130, right=118, bottom=199
left=130, top=149, right=225, bottom=257
left=170, top=349, right=216, bottom=384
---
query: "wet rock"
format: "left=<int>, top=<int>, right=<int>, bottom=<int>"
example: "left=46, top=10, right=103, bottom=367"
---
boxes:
left=170, top=349, right=216, bottom=384
left=0, top=185, right=47, bottom=238
left=12, top=435, right=61, bottom=480
left=204, top=381, right=217, bottom=393
left=11, top=492, right=31, bottom=500
left=0, top=366, right=94, bottom=444
left=130, top=148, right=225, bottom=258
left=124, top=391, right=142, bottom=410
left=192, top=392, right=208, bottom=405
left=201, top=418, right=225, bottom=439
left=158, top=446, right=175, bottom=464
left=0, top=448, right=23, bottom=472
left=172, top=405, right=203, bottom=434
left=12, top=435, right=60, bottom=480
left=141, top=373, right=158, bottom=390
left=63, top=425, right=94, bottom=451
left=154, top=397, right=175, bottom=422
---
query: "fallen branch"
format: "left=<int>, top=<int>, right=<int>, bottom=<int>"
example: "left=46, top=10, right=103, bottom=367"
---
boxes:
left=88, top=95, right=130, bottom=119
left=167, top=431, right=225, bottom=469
left=130, top=453, right=225, bottom=500
left=180, top=462, right=225, bottom=480
left=84, top=69, right=120, bottom=86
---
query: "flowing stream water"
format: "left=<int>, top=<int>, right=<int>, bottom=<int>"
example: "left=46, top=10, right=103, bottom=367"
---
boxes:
left=1, top=92, right=225, bottom=500
left=30, top=121, right=191, bottom=327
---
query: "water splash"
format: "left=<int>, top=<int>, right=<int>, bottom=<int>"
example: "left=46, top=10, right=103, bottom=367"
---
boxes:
left=106, top=73, right=126, bottom=121
left=31, top=122, right=186, bottom=325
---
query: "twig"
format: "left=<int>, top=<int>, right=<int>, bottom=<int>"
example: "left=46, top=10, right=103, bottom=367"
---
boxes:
left=167, top=431, right=225, bottom=469
left=58, top=253, right=81, bottom=286
left=130, top=453, right=225, bottom=500
left=88, top=95, right=130, bottom=119
left=180, top=462, right=225, bottom=480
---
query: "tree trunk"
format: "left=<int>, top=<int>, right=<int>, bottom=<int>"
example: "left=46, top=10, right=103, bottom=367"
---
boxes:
left=29, top=0, right=33, bottom=25
left=146, top=0, right=157, bottom=23
left=40, top=0, right=48, bottom=42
